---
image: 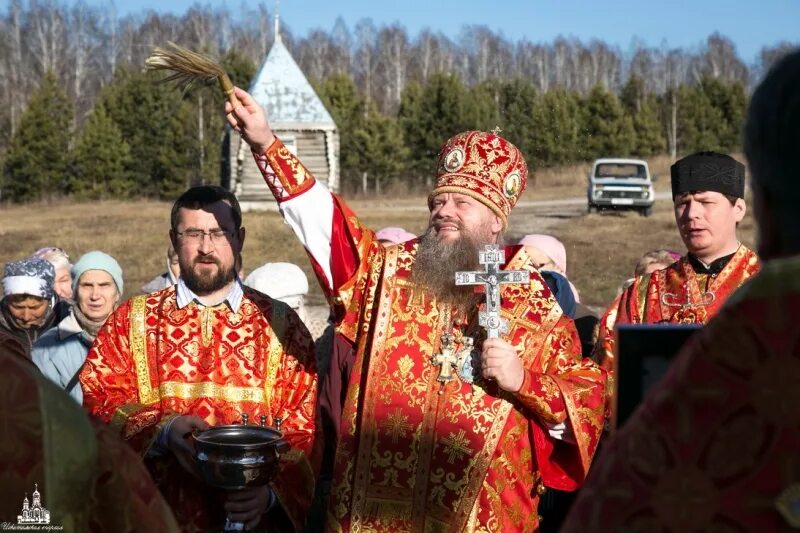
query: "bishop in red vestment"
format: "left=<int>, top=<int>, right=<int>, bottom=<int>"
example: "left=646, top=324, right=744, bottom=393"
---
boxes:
left=81, top=187, right=318, bottom=532
left=595, top=152, right=761, bottom=372
left=226, top=89, right=607, bottom=532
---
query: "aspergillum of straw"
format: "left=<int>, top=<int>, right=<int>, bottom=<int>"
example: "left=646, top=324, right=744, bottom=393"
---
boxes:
left=145, top=41, right=240, bottom=107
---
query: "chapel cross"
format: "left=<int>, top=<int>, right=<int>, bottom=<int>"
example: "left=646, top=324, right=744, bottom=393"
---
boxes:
left=431, top=332, right=459, bottom=383
left=455, top=245, right=530, bottom=339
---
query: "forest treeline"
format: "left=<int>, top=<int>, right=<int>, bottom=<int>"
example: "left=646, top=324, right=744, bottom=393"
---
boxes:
left=1, top=0, right=796, bottom=200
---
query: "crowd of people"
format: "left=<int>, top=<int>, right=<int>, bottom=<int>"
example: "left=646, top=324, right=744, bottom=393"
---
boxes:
left=1, top=48, right=798, bottom=532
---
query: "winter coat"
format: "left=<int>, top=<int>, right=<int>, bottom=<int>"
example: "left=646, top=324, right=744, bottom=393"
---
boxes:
left=0, top=298, right=70, bottom=357
left=32, top=311, right=93, bottom=404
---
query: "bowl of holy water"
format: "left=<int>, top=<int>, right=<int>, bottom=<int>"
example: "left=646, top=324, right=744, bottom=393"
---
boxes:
left=192, top=415, right=289, bottom=491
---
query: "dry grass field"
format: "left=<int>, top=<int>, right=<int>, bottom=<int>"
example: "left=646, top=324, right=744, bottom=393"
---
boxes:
left=0, top=154, right=755, bottom=311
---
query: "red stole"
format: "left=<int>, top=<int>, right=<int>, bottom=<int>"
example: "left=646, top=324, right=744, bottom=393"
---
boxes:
left=596, top=245, right=761, bottom=372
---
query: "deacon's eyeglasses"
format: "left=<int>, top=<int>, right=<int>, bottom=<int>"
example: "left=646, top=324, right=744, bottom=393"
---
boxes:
left=175, top=229, right=234, bottom=244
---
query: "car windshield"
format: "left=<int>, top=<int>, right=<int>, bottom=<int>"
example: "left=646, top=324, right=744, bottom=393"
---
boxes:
left=595, top=163, right=646, bottom=179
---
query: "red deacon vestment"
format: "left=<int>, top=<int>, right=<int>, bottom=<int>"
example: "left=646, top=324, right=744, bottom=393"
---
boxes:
left=81, top=285, right=318, bottom=532
left=562, top=255, right=800, bottom=532
left=594, top=245, right=760, bottom=372
left=253, top=138, right=607, bottom=532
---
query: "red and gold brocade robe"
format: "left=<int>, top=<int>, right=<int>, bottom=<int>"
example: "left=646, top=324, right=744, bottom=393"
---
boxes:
left=594, top=245, right=760, bottom=372
left=80, top=285, right=318, bottom=532
left=1, top=337, right=178, bottom=532
left=255, top=138, right=607, bottom=532
left=562, top=255, right=800, bottom=533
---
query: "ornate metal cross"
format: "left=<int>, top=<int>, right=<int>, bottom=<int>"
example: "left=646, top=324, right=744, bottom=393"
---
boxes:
left=431, top=332, right=459, bottom=383
left=455, top=245, right=530, bottom=339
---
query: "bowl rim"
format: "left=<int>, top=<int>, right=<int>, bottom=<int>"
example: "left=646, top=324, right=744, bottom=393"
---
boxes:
left=192, top=424, right=286, bottom=451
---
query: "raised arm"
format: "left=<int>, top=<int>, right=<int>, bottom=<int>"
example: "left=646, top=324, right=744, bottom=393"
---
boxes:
left=225, top=87, right=381, bottom=324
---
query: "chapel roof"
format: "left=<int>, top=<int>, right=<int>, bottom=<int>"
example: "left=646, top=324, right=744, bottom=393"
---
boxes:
left=249, top=36, right=336, bottom=128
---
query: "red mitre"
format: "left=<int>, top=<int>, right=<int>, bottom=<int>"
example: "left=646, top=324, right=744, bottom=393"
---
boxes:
left=428, top=130, right=528, bottom=229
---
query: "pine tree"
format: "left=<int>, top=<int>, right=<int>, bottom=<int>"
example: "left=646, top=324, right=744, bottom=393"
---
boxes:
left=402, top=73, right=475, bottom=181
left=317, top=73, right=365, bottom=192
left=530, top=89, right=582, bottom=166
left=700, top=77, right=746, bottom=152
left=70, top=105, right=134, bottom=198
left=581, top=85, right=635, bottom=160
left=621, top=76, right=666, bottom=157
left=353, top=107, right=410, bottom=194
left=470, top=80, right=502, bottom=131
left=677, top=84, right=725, bottom=153
left=221, top=50, right=257, bottom=90
left=498, top=79, right=538, bottom=168
left=97, top=68, right=194, bottom=199
left=397, top=80, right=428, bottom=183
left=2, top=71, right=73, bottom=202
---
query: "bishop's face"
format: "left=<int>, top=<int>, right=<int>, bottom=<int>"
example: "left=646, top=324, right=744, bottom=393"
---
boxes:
left=427, top=192, right=503, bottom=245
left=414, top=193, right=502, bottom=311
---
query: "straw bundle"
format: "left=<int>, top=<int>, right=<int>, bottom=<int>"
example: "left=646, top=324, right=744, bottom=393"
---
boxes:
left=145, top=41, right=240, bottom=107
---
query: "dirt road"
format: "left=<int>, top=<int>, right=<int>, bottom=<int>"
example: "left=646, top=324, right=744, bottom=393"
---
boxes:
left=508, top=190, right=673, bottom=235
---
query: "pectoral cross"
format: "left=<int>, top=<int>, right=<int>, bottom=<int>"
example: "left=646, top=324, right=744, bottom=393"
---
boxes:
left=431, top=332, right=459, bottom=383
left=455, top=245, right=530, bottom=339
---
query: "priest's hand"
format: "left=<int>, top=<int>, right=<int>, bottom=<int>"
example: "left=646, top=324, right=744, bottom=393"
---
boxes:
left=481, top=338, right=524, bottom=392
left=225, top=86, right=276, bottom=155
left=225, top=485, right=273, bottom=530
left=166, top=415, right=209, bottom=477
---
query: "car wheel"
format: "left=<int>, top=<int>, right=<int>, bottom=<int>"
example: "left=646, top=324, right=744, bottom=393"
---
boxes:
left=588, top=205, right=597, bottom=214
left=640, top=206, right=653, bottom=217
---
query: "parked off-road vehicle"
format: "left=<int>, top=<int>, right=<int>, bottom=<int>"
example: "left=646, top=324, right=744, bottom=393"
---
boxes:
left=587, top=158, right=655, bottom=217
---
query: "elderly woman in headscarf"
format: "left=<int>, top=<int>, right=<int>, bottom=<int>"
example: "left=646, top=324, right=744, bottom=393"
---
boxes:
left=32, top=251, right=123, bottom=403
left=0, top=258, right=71, bottom=357
left=244, top=262, right=311, bottom=324
left=32, top=246, right=73, bottom=300
left=518, top=233, right=599, bottom=355
left=519, top=234, right=580, bottom=309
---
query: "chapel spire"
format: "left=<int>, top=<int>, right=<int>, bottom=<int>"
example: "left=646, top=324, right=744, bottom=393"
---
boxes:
left=274, top=0, right=282, bottom=43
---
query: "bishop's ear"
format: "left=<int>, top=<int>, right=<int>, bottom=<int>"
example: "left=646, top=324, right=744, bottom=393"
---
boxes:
left=490, top=214, right=504, bottom=236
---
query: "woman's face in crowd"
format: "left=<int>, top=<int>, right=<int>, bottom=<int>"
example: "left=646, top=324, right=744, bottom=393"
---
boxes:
left=54, top=266, right=73, bottom=300
left=6, top=295, right=50, bottom=329
left=76, top=270, right=120, bottom=322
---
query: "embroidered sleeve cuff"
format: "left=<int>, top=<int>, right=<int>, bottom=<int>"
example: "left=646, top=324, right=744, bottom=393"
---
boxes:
left=253, top=137, right=316, bottom=201
left=515, top=369, right=568, bottom=425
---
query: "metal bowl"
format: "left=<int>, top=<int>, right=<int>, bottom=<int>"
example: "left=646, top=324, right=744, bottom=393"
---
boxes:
left=192, top=425, right=289, bottom=491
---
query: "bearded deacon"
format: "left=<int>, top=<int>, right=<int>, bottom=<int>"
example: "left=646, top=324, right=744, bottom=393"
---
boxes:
left=81, top=186, right=318, bottom=532
left=226, top=88, right=607, bottom=532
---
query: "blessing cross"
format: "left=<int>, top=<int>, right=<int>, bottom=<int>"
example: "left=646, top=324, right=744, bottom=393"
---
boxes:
left=455, top=245, right=530, bottom=339
left=431, top=332, right=459, bottom=383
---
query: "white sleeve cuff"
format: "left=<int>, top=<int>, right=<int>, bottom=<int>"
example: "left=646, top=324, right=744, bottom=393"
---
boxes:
left=546, top=420, right=576, bottom=443
left=279, top=181, right=334, bottom=291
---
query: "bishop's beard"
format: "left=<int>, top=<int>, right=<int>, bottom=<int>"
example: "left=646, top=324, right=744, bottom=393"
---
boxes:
left=411, top=222, right=498, bottom=315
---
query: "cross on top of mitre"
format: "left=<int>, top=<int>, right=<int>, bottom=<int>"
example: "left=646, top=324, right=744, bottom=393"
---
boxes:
left=455, top=245, right=530, bottom=338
